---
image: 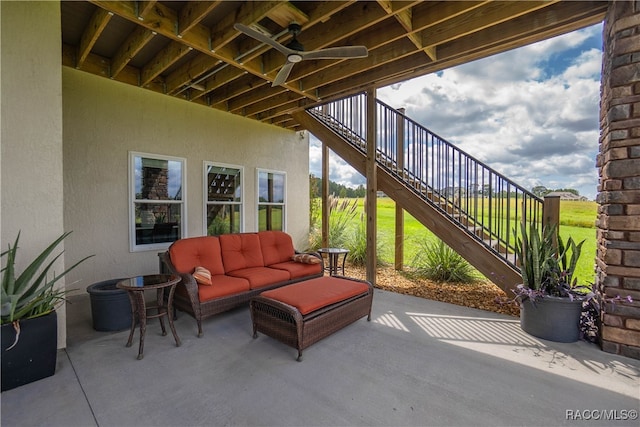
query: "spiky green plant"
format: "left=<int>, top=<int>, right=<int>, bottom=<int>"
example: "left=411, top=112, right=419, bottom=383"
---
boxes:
left=514, top=223, right=557, bottom=292
left=410, top=238, right=478, bottom=283
left=1, top=231, right=93, bottom=325
left=514, top=222, right=587, bottom=298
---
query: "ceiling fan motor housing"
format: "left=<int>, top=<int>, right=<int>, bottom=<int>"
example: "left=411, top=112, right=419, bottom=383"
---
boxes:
left=286, top=23, right=304, bottom=52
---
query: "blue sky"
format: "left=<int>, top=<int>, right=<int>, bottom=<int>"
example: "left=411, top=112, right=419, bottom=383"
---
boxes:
left=309, top=23, right=603, bottom=200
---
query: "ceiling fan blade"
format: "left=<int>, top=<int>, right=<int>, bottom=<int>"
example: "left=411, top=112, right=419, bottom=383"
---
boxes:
left=301, top=46, right=368, bottom=60
left=234, top=23, right=293, bottom=56
left=272, top=62, right=295, bottom=87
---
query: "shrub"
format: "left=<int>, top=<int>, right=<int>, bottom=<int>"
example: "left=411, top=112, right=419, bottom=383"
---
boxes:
left=308, top=195, right=358, bottom=250
left=410, top=238, right=478, bottom=283
left=345, top=214, right=387, bottom=266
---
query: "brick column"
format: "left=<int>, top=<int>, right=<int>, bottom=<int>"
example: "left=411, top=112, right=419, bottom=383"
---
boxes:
left=596, top=0, right=640, bottom=359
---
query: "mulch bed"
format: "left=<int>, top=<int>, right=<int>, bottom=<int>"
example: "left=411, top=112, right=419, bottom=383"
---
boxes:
left=343, top=264, right=521, bottom=317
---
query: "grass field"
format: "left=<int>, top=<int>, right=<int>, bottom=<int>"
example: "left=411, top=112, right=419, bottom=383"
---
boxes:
left=328, top=198, right=598, bottom=286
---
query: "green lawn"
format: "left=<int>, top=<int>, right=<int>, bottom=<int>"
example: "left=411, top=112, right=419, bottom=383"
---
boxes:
left=325, top=197, right=597, bottom=286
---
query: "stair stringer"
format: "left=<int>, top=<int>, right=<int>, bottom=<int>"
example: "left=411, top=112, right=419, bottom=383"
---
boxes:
left=293, top=109, right=521, bottom=294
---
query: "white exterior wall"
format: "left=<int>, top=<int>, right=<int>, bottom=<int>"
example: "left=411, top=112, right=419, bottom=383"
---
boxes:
left=62, top=68, right=311, bottom=288
left=1, top=2, right=67, bottom=347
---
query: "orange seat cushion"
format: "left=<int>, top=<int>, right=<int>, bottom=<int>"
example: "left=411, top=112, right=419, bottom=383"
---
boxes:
left=260, top=277, right=369, bottom=315
left=227, top=267, right=290, bottom=289
left=258, top=231, right=295, bottom=266
left=269, top=261, right=322, bottom=279
left=197, top=275, right=250, bottom=301
left=169, top=236, right=225, bottom=276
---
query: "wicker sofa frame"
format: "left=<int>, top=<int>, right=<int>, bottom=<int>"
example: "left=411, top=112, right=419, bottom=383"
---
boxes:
left=160, top=232, right=324, bottom=337
left=250, top=276, right=373, bottom=361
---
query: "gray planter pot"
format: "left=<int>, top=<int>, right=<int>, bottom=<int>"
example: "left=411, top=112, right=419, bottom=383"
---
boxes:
left=86, top=279, right=131, bottom=331
left=520, top=295, right=583, bottom=343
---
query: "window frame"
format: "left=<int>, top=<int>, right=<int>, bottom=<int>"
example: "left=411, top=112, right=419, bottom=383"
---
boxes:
left=256, top=168, right=287, bottom=232
left=203, top=161, right=244, bottom=235
left=128, top=151, right=187, bottom=252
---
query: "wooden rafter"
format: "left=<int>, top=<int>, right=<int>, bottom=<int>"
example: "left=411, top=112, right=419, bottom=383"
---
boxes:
left=77, top=7, right=113, bottom=68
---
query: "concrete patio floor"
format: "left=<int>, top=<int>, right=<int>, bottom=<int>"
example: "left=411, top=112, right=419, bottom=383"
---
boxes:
left=2, top=288, right=639, bottom=427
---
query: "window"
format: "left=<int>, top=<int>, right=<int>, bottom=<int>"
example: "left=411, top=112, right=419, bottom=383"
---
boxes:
left=204, top=162, right=243, bottom=235
left=257, top=169, right=286, bottom=231
left=129, top=152, right=186, bottom=252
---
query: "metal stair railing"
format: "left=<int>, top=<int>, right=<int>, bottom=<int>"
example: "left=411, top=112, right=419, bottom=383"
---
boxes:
left=307, top=92, right=544, bottom=268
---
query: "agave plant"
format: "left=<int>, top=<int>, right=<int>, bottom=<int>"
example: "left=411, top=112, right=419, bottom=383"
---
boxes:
left=1, top=231, right=93, bottom=325
left=513, top=222, right=589, bottom=300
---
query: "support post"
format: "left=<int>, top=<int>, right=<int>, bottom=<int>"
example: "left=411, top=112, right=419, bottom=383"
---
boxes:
left=366, top=88, right=377, bottom=285
left=542, top=195, right=560, bottom=231
left=322, top=143, right=329, bottom=248
left=395, top=108, right=405, bottom=270
left=543, top=195, right=560, bottom=251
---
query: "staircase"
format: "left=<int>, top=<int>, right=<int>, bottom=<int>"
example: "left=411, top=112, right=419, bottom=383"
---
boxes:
left=292, top=92, right=545, bottom=293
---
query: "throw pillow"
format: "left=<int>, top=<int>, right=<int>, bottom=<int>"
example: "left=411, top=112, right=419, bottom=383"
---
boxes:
left=291, top=253, right=322, bottom=264
left=193, top=266, right=213, bottom=285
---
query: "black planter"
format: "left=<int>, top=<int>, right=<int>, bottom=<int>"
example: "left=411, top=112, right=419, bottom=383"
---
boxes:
left=520, top=296, right=583, bottom=343
left=86, top=278, right=131, bottom=332
left=1, top=311, right=58, bottom=392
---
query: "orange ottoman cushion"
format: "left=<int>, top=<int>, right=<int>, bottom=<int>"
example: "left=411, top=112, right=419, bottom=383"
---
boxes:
left=260, top=277, right=369, bottom=315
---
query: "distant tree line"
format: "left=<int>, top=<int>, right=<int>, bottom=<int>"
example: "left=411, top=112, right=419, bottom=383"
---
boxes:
left=309, top=175, right=366, bottom=198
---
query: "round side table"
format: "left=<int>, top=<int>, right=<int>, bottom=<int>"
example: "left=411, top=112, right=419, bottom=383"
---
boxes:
left=317, top=248, right=349, bottom=276
left=117, top=274, right=181, bottom=360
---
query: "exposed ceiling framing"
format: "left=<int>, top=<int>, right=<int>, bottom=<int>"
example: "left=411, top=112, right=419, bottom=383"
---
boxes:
left=61, top=1, right=607, bottom=130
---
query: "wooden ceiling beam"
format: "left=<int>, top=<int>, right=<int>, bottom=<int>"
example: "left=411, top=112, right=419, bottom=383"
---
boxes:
left=64, top=42, right=162, bottom=94
left=165, top=54, right=221, bottom=95
left=211, top=1, right=285, bottom=52
left=77, top=7, right=113, bottom=68
left=411, top=1, right=491, bottom=30
left=257, top=101, right=301, bottom=121
left=190, top=64, right=250, bottom=101
left=178, top=1, right=221, bottom=37
left=136, top=1, right=157, bottom=21
left=207, top=74, right=269, bottom=106
left=245, top=94, right=301, bottom=118
left=227, top=86, right=287, bottom=114
left=420, top=1, right=557, bottom=49
left=110, top=26, right=156, bottom=78
left=140, top=41, right=192, bottom=87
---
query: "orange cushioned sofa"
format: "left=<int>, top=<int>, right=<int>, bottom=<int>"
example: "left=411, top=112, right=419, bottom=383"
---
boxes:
left=160, top=231, right=324, bottom=336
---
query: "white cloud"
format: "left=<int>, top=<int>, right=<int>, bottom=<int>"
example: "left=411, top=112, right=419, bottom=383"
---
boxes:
left=310, top=24, right=602, bottom=200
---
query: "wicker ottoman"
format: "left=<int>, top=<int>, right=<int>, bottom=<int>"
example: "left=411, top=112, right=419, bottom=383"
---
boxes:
left=250, top=276, right=373, bottom=361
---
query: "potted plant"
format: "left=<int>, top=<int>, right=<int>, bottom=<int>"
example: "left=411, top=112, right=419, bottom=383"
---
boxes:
left=513, top=222, right=592, bottom=343
left=1, top=231, right=92, bottom=391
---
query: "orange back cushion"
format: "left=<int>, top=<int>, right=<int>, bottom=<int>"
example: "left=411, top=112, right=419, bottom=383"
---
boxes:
left=258, top=231, right=295, bottom=266
left=219, top=233, right=265, bottom=273
left=168, top=236, right=225, bottom=276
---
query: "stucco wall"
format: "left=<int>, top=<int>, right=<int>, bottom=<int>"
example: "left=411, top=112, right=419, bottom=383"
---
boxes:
left=62, top=68, right=310, bottom=288
left=1, top=1, right=67, bottom=346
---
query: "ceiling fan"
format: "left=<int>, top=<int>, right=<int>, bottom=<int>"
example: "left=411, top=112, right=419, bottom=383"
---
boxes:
left=234, top=22, right=368, bottom=87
